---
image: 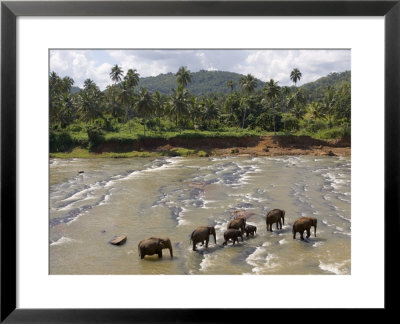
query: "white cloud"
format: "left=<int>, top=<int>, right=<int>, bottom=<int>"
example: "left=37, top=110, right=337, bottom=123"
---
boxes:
left=107, top=50, right=169, bottom=78
left=49, top=49, right=350, bottom=90
left=50, top=50, right=113, bottom=89
left=234, top=50, right=350, bottom=85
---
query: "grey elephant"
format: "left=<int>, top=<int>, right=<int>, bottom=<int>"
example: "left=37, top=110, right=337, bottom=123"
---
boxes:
left=223, top=229, right=243, bottom=246
left=227, top=217, right=246, bottom=233
left=244, top=224, right=257, bottom=237
left=292, top=217, right=317, bottom=240
left=190, top=226, right=217, bottom=251
left=138, top=237, right=173, bottom=259
left=266, top=208, right=285, bottom=232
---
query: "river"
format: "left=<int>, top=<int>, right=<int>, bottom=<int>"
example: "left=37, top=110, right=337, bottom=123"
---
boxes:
left=49, top=155, right=351, bottom=275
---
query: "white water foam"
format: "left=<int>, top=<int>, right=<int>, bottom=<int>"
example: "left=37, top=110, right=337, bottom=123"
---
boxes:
left=50, top=236, right=76, bottom=246
left=246, top=247, right=278, bottom=274
left=199, top=253, right=217, bottom=272
left=319, top=260, right=349, bottom=275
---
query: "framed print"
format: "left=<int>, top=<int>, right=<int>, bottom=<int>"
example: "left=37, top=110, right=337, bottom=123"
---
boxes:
left=1, top=0, right=399, bottom=322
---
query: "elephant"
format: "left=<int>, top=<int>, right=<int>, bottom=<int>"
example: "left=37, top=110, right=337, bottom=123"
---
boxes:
left=227, top=217, right=246, bottom=233
left=292, top=217, right=317, bottom=240
left=266, top=209, right=285, bottom=232
left=190, top=226, right=217, bottom=251
left=223, top=229, right=243, bottom=246
left=138, top=237, right=173, bottom=259
left=245, top=224, right=257, bottom=237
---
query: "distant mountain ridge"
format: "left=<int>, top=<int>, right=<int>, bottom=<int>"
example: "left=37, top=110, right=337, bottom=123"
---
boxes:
left=137, top=70, right=264, bottom=95
left=71, top=70, right=350, bottom=96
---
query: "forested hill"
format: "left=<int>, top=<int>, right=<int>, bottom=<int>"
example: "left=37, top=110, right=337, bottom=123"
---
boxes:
left=70, top=70, right=350, bottom=96
left=137, top=70, right=264, bottom=95
left=138, top=70, right=350, bottom=96
left=301, top=71, right=351, bottom=91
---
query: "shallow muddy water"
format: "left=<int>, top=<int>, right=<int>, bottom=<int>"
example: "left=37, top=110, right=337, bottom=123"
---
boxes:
left=49, top=155, right=351, bottom=275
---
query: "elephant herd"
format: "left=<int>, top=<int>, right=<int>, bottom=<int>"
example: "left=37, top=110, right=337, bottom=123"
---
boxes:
left=137, top=208, right=318, bottom=260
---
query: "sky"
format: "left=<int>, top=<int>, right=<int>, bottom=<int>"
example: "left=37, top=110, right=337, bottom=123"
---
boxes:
left=50, top=49, right=350, bottom=90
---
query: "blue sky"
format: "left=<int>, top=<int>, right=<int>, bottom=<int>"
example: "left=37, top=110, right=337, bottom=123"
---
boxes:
left=50, top=49, right=350, bottom=90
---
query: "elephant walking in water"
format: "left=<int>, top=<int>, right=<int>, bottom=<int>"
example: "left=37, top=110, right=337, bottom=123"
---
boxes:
left=266, top=209, right=285, bottom=232
left=227, top=217, right=246, bottom=234
left=292, top=217, right=317, bottom=240
left=138, top=237, right=173, bottom=259
left=223, top=229, right=243, bottom=246
left=190, top=226, right=217, bottom=251
left=245, top=224, right=257, bottom=237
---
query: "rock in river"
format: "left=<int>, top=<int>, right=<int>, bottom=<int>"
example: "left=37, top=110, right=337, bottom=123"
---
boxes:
left=110, top=235, right=127, bottom=246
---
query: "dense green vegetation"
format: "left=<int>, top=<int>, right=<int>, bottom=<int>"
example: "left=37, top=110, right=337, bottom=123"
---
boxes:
left=137, top=70, right=264, bottom=95
left=49, top=66, right=351, bottom=153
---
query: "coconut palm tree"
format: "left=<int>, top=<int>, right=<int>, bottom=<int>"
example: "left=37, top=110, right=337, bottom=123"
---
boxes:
left=124, top=68, right=140, bottom=89
left=239, top=74, right=257, bottom=128
left=109, top=65, right=124, bottom=119
left=308, top=101, right=325, bottom=120
left=321, top=86, right=336, bottom=127
left=170, top=86, right=190, bottom=133
left=203, top=97, right=219, bottom=127
left=78, top=82, right=102, bottom=123
left=226, top=80, right=235, bottom=92
left=175, top=66, right=192, bottom=88
left=83, top=78, right=95, bottom=90
left=121, top=69, right=140, bottom=122
left=135, top=87, right=155, bottom=136
left=263, top=79, right=281, bottom=134
left=110, top=64, right=124, bottom=85
left=263, top=79, right=280, bottom=101
left=153, top=91, right=164, bottom=131
left=290, top=68, right=302, bottom=86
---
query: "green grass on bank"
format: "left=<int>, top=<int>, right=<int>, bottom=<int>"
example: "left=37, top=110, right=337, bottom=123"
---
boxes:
left=49, top=147, right=211, bottom=159
left=50, top=118, right=350, bottom=157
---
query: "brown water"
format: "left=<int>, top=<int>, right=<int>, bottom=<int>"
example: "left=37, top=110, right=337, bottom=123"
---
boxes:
left=49, top=156, right=351, bottom=275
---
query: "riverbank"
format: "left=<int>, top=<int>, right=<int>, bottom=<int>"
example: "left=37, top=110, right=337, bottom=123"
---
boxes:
left=49, top=135, right=351, bottom=159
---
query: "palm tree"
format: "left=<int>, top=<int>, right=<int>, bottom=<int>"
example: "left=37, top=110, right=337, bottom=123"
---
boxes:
left=121, top=69, right=140, bottom=122
left=135, top=87, right=155, bottom=136
left=62, top=76, right=74, bottom=92
left=175, top=66, right=192, bottom=88
left=203, top=97, right=219, bottom=127
left=110, top=64, right=124, bottom=85
left=78, top=83, right=102, bottom=123
left=308, top=101, right=325, bottom=120
left=263, top=79, right=280, bottom=101
left=239, top=74, right=257, bottom=128
left=124, top=68, right=139, bottom=89
left=153, top=91, right=164, bottom=131
left=321, top=86, right=336, bottom=127
left=290, top=68, right=302, bottom=86
left=287, top=89, right=307, bottom=122
left=83, top=78, right=95, bottom=90
left=226, top=80, right=235, bottom=92
left=188, top=96, right=204, bottom=129
left=119, top=81, right=131, bottom=122
left=263, top=79, right=281, bottom=133
left=109, top=65, right=124, bottom=119
left=170, top=86, right=190, bottom=133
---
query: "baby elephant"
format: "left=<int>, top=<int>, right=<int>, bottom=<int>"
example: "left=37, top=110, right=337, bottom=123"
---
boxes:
left=245, top=224, right=257, bottom=237
left=223, top=229, right=243, bottom=246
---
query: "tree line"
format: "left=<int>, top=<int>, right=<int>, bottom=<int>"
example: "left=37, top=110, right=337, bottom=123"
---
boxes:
left=50, top=65, right=351, bottom=138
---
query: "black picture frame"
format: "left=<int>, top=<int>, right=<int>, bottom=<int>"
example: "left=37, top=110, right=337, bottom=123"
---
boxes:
left=1, top=0, right=398, bottom=322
